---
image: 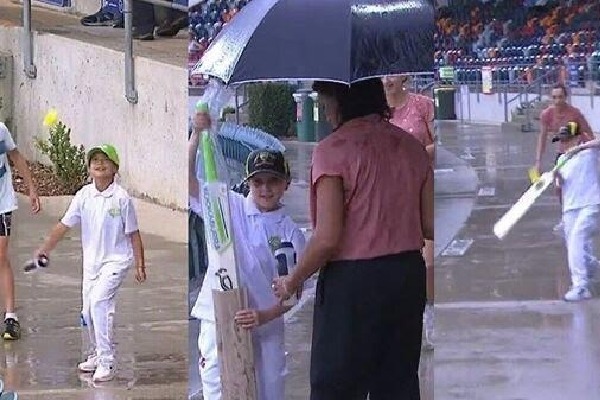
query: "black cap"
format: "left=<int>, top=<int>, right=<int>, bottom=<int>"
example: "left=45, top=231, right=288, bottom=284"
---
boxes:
left=552, top=121, right=580, bottom=142
left=245, top=149, right=290, bottom=182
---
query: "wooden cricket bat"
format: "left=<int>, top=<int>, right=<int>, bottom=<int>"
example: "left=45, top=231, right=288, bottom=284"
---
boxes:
left=494, top=156, right=570, bottom=239
left=201, top=130, right=257, bottom=400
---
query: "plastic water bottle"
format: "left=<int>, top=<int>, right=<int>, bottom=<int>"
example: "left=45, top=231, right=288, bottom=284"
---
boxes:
left=274, top=242, right=301, bottom=307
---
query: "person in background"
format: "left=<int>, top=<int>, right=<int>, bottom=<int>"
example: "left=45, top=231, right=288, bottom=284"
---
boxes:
left=0, top=122, right=41, bottom=340
left=383, top=74, right=435, bottom=351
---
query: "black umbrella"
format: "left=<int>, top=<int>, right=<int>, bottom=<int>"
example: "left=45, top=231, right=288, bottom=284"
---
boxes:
left=193, top=0, right=434, bottom=85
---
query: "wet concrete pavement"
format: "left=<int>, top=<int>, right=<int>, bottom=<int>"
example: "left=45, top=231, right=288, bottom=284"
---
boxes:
left=435, top=121, right=600, bottom=399
left=188, top=140, right=434, bottom=399
left=2, top=197, right=188, bottom=399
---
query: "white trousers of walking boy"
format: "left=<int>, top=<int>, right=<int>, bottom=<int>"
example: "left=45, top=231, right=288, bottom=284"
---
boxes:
left=563, top=205, right=600, bottom=289
left=198, top=319, right=286, bottom=400
left=81, top=266, right=128, bottom=366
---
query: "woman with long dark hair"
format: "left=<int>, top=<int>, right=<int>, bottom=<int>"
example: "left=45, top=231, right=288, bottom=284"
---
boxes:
left=273, top=78, right=433, bottom=399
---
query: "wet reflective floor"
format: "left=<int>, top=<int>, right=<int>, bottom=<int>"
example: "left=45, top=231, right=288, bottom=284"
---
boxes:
left=2, top=197, right=188, bottom=399
left=435, top=121, right=600, bottom=399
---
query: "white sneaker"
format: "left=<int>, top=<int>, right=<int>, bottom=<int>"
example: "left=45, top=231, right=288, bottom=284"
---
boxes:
left=564, top=286, right=592, bottom=302
left=422, top=303, right=434, bottom=351
left=77, top=355, right=98, bottom=372
left=553, top=221, right=564, bottom=236
left=92, top=363, right=115, bottom=382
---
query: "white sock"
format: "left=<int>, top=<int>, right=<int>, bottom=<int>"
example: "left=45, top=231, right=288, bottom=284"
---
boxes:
left=5, top=312, right=18, bottom=321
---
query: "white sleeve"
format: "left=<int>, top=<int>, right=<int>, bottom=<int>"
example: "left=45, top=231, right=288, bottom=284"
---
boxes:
left=289, top=223, right=307, bottom=261
left=0, top=123, right=16, bottom=152
left=60, top=192, right=83, bottom=227
left=122, top=197, right=139, bottom=235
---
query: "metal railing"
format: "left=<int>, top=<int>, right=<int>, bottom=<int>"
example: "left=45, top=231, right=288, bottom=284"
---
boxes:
left=434, top=66, right=600, bottom=127
left=21, top=0, right=189, bottom=104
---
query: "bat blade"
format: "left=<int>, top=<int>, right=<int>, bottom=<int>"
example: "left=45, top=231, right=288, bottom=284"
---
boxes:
left=494, top=172, right=554, bottom=239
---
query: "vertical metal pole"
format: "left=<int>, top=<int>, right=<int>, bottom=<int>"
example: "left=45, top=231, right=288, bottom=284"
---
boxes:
left=124, top=0, right=138, bottom=103
left=503, top=87, right=508, bottom=123
left=235, top=85, right=240, bottom=125
left=23, top=0, right=37, bottom=78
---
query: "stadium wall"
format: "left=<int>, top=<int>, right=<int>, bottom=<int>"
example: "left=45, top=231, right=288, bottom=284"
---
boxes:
left=0, top=26, right=188, bottom=209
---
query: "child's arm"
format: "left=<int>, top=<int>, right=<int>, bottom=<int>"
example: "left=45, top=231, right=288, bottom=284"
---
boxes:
left=36, top=193, right=82, bottom=257
left=571, top=138, right=600, bottom=153
left=129, top=230, right=146, bottom=283
left=36, top=223, right=70, bottom=257
left=123, top=197, right=146, bottom=283
left=7, top=148, right=40, bottom=214
left=234, top=303, right=293, bottom=330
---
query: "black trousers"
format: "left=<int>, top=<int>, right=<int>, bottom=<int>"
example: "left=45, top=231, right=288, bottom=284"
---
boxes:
left=310, top=250, right=426, bottom=400
left=188, top=210, right=208, bottom=281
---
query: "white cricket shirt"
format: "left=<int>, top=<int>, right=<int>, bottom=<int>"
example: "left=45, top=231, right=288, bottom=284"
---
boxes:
left=61, top=182, right=139, bottom=279
left=0, top=123, right=18, bottom=214
left=191, top=191, right=306, bottom=323
left=558, top=148, right=600, bottom=212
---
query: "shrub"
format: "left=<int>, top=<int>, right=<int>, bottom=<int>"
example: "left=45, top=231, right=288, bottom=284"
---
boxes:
left=247, top=83, right=295, bottom=137
left=34, top=110, right=87, bottom=194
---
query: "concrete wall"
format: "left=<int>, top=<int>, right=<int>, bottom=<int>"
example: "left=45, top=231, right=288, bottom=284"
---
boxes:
left=0, top=26, right=188, bottom=209
left=460, top=86, right=600, bottom=133
left=29, top=0, right=99, bottom=17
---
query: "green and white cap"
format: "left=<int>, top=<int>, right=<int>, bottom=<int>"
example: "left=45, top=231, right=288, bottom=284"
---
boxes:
left=196, top=101, right=209, bottom=113
left=87, top=144, right=120, bottom=168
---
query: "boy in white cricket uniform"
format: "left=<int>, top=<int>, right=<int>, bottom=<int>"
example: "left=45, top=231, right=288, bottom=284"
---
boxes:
left=0, top=122, right=41, bottom=340
left=554, top=122, right=600, bottom=301
left=189, top=141, right=306, bottom=400
left=35, top=144, right=147, bottom=381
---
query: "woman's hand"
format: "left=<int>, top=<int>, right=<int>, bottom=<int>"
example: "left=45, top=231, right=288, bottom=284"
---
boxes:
left=234, top=309, right=266, bottom=330
left=272, top=276, right=296, bottom=303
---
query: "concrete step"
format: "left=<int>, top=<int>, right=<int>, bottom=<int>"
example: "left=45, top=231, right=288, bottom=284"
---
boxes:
left=501, top=120, right=540, bottom=133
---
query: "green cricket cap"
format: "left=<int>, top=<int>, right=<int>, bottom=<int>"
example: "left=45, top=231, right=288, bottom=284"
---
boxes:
left=87, top=144, right=120, bottom=168
left=196, top=101, right=209, bottom=113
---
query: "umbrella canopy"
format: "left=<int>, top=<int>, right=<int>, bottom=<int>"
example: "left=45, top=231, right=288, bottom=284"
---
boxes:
left=193, top=0, right=434, bottom=85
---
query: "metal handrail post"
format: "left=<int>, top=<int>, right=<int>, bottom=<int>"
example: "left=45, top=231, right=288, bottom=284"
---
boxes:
left=124, top=0, right=138, bottom=104
left=22, top=0, right=37, bottom=78
left=503, top=86, right=508, bottom=123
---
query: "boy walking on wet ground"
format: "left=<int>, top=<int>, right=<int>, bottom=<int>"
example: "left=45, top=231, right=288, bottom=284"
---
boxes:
left=553, top=122, right=600, bottom=301
left=35, top=144, right=147, bottom=381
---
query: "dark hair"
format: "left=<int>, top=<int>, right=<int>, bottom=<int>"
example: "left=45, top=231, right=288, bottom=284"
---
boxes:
left=552, top=83, right=568, bottom=97
left=312, top=79, right=390, bottom=125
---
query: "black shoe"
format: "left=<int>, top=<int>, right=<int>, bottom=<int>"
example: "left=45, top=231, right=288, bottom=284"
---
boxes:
left=2, top=318, right=20, bottom=340
left=112, top=15, right=124, bottom=28
left=156, top=16, right=188, bottom=37
left=133, top=31, right=154, bottom=41
left=80, top=10, right=118, bottom=27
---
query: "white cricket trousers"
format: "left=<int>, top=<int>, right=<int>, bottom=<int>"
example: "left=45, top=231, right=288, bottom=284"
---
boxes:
left=563, top=205, right=600, bottom=289
left=81, top=266, right=127, bottom=365
left=198, top=319, right=286, bottom=400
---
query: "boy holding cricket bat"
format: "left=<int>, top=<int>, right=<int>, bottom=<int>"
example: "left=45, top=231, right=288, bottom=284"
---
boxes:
left=35, top=144, right=147, bottom=381
left=553, top=122, right=600, bottom=301
left=190, top=140, right=306, bottom=398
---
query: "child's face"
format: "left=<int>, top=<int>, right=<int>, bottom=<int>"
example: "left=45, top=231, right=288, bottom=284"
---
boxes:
left=248, top=173, right=288, bottom=212
left=88, top=152, right=117, bottom=180
left=194, top=111, right=211, bottom=131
